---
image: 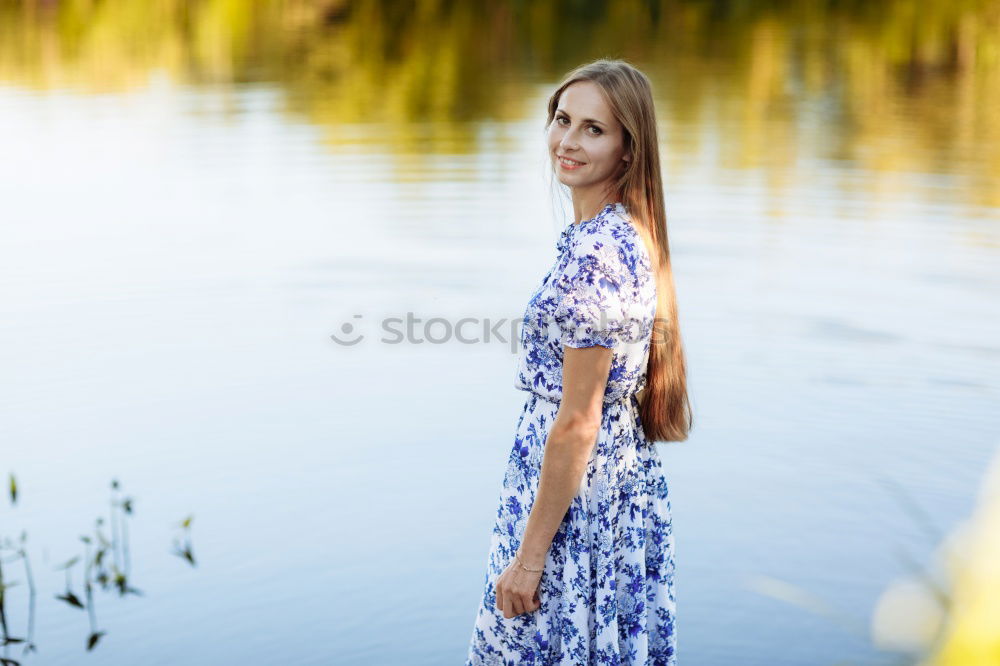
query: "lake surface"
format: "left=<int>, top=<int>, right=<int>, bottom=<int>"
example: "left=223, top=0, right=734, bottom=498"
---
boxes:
left=1, top=2, right=998, bottom=664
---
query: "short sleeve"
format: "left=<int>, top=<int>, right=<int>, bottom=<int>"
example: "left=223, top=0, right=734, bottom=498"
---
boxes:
left=553, top=229, right=634, bottom=349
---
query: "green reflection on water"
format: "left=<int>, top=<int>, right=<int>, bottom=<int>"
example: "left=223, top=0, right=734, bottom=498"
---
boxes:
left=1, top=0, right=998, bottom=204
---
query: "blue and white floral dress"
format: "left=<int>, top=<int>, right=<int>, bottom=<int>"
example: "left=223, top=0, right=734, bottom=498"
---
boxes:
left=466, top=202, right=676, bottom=665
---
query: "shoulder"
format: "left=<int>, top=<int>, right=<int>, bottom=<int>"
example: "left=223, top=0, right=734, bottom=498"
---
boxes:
left=575, top=203, right=638, bottom=243
left=571, top=207, right=647, bottom=272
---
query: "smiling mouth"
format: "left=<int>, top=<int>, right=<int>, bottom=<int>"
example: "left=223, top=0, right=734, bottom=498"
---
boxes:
left=558, top=156, right=585, bottom=167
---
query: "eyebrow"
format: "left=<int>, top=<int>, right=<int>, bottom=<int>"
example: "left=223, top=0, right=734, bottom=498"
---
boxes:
left=555, top=109, right=607, bottom=127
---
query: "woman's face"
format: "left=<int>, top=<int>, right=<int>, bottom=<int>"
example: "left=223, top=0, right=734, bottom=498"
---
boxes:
left=547, top=80, right=629, bottom=194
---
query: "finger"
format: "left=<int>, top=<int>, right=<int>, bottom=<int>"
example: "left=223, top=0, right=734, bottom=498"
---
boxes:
left=495, top=582, right=503, bottom=612
left=512, top=594, right=526, bottom=616
left=503, top=595, right=515, bottom=619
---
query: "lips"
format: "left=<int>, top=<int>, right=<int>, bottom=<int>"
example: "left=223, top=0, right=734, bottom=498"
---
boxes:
left=558, top=155, right=585, bottom=168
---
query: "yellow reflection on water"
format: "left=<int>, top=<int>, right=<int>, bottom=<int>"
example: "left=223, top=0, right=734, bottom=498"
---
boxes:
left=1, top=0, right=998, bottom=206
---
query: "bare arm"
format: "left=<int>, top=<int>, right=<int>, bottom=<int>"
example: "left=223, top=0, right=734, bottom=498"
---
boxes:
left=516, top=343, right=613, bottom=568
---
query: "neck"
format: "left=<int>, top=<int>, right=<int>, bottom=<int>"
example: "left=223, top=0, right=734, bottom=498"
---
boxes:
left=572, top=194, right=619, bottom=224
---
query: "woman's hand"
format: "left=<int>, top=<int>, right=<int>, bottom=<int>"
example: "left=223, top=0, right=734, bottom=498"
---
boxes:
left=495, top=551, right=543, bottom=618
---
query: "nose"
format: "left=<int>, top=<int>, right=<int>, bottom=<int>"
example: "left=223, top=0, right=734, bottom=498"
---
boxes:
left=559, top=130, right=580, bottom=152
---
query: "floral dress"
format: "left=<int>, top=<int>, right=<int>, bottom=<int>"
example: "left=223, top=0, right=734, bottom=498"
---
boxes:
left=466, top=202, right=676, bottom=665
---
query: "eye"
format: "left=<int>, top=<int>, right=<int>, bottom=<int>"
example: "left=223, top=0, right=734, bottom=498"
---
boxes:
left=557, top=115, right=602, bottom=135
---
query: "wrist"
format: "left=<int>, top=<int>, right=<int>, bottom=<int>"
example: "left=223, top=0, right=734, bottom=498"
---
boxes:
left=516, top=542, right=548, bottom=569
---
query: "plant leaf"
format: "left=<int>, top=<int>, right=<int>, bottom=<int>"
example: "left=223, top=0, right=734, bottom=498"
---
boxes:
left=55, top=591, right=85, bottom=609
left=86, top=631, right=105, bottom=650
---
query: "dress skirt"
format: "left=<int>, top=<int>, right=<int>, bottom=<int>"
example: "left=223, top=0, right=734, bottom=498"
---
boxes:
left=466, top=390, right=676, bottom=665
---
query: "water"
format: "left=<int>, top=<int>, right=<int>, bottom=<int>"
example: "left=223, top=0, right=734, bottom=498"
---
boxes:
left=1, top=3, right=999, bottom=664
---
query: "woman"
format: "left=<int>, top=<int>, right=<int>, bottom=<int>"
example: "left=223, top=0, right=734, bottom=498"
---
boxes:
left=466, top=59, right=693, bottom=665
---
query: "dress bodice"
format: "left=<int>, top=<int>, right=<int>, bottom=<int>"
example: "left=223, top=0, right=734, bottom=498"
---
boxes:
left=513, top=202, right=657, bottom=405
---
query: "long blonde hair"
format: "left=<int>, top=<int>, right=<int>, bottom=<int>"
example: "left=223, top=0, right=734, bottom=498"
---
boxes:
left=545, top=59, right=693, bottom=443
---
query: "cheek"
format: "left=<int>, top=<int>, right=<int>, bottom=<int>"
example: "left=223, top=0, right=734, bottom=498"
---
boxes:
left=590, top=144, right=619, bottom=168
left=546, top=126, right=562, bottom=147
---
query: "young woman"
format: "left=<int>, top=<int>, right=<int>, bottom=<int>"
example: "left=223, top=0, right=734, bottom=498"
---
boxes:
left=466, top=59, right=693, bottom=665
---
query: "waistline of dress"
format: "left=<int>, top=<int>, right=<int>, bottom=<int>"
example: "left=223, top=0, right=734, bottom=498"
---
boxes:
left=521, top=388, right=641, bottom=409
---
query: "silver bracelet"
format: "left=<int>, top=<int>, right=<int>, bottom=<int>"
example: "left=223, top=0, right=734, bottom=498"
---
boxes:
left=515, top=550, right=543, bottom=573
